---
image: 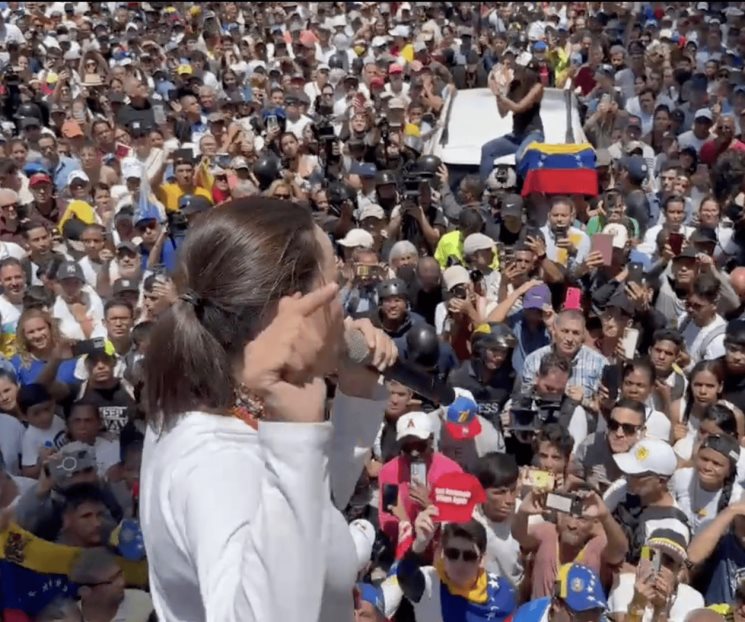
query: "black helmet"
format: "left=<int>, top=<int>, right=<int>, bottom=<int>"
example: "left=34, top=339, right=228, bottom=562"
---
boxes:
left=252, top=155, right=281, bottom=190
left=351, top=56, right=364, bottom=76
left=377, top=278, right=409, bottom=300
left=471, top=322, right=517, bottom=352
left=328, top=51, right=348, bottom=71
left=327, top=180, right=355, bottom=205
left=405, top=324, right=440, bottom=369
left=414, top=155, right=442, bottom=176
left=375, top=170, right=397, bottom=186
left=17, top=102, right=42, bottom=121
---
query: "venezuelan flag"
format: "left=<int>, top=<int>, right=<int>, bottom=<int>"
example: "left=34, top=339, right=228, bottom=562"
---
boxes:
left=518, top=142, right=599, bottom=197
left=0, top=524, right=147, bottom=620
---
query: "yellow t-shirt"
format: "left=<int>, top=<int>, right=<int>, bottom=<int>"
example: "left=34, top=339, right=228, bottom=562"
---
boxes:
left=434, top=231, right=500, bottom=270
left=157, top=184, right=213, bottom=213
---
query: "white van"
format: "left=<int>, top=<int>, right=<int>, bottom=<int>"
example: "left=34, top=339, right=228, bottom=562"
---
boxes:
left=427, top=86, right=587, bottom=180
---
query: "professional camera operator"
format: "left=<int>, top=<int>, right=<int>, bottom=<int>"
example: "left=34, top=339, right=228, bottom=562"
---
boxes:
left=501, top=353, right=588, bottom=466
left=388, top=156, right=447, bottom=257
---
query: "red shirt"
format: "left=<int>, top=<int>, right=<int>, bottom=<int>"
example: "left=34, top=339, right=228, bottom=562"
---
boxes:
left=378, top=452, right=462, bottom=548
left=699, top=138, right=745, bottom=166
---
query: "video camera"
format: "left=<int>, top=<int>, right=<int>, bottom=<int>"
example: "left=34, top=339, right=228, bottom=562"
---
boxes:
left=509, top=392, right=565, bottom=432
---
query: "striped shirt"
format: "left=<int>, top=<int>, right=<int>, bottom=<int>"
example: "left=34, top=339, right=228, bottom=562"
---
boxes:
left=520, top=345, right=608, bottom=398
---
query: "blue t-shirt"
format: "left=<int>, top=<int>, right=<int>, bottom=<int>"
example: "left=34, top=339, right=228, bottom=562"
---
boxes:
left=11, top=356, right=80, bottom=387
left=703, top=532, right=745, bottom=605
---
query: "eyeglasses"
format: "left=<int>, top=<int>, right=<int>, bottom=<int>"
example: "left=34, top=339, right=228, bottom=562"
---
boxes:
left=274, top=193, right=291, bottom=199
left=608, top=419, right=641, bottom=436
left=443, top=547, right=479, bottom=563
left=0, top=202, right=18, bottom=210
left=686, top=300, right=707, bottom=311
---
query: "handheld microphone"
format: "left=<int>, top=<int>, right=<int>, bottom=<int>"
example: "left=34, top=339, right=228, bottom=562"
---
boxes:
left=344, top=329, right=456, bottom=406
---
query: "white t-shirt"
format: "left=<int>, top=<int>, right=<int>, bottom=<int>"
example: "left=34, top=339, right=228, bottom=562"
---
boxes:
left=473, top=508, right=524, bottom=589
left=21, top=416, right=67, bottom=468
left=608, top=572, right=704, bottom=622
left=0, top=241, right=26, bottom=261
left=0, top=413, right=24, bottom=475
left=94, top=437, right=121, bottom=478
left=679, top=314, right=727, bottom=366
left=671, top=466, right=744, bottom=534
left=52, top=288, right=107, bottom=342
left=0, top=295, right=22, bottom=338
left=677, top=130, right=708, bottom=154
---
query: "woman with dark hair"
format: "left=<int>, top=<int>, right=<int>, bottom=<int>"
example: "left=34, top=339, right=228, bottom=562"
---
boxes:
left=672, top=433, right=742, bottom=534
left=673, top=359, right=727, bottom=456
left=140, top=198, right=397, bottom=622
left=479, top=60, right=544, bottom=182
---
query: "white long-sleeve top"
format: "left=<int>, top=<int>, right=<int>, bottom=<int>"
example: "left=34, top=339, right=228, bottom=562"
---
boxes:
left=140, top=387, right=386, bottom=622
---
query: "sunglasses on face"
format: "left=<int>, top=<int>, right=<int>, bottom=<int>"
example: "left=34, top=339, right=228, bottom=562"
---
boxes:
left=443, top=547, right=479, bottom=563
left=401, top=440, right=428, bottom=454
left=274, top=192, right=291, bottom=199
left=0, top=202, right=18, bottom=210
left=608, top=418, right=640, bottom=436
left=136, top=221, right=157, bottom=232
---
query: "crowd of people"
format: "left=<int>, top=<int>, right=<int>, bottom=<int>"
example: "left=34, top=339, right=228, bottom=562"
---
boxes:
left=2, top=1, right=745, bottom=622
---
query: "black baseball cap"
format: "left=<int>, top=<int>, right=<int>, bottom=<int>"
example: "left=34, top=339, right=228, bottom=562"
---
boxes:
left=18, top=383, right=53, bottom=414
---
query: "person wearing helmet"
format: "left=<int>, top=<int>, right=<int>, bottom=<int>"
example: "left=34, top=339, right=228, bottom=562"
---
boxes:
left=395, top=322, right=458, bottom=413
left=252, top=154, right=282, bottom=191
left=373, top=278, right=425, bottom=339
left=448, top=323, right=518, bottom=429
left=487, top=280, right=553, bottom=373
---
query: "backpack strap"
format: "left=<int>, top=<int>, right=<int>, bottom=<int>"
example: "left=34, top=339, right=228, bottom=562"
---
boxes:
left=697, top=324, right=726, bottom=361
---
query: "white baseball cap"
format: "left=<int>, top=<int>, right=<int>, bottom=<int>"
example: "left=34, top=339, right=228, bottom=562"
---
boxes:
left=442, top=265, right=470, bottom=291
left=613, top=439, right=677, bottom=477
left=349, top=519, right=376, bottom=573
left=338, top=228, right=374, bottom=249
left=463, top=233, right=495, bottom=257
left=396, top=411, right=433, bottom=441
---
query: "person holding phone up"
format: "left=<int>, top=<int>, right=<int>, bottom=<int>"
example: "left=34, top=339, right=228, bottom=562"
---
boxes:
left=539, top=196, right=591, bottom=271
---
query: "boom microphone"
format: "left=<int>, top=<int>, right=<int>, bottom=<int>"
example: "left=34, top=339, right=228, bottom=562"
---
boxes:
left=344, top=329, right=456, bottom=406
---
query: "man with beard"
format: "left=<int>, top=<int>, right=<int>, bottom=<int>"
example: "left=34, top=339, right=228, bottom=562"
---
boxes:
left=20, top=220, right=62, bottom=286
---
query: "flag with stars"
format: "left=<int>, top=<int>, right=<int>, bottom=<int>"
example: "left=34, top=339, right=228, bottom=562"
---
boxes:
left=0, top=561, right=75, bottom=621
left=0, top=523, right=149, bottom=620
left=517, top=142, right=598, bottom=197
left=439, top=570, right=516, bottom=622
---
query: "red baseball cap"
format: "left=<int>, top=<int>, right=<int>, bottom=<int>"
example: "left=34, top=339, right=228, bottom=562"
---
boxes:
left=431, top=472, right=486, bottom=523
left=29, top=172, right=53, bottom=187
left=444, top=392, right=482, bottom=441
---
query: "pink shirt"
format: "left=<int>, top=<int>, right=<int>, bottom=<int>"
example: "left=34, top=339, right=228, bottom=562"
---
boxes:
left=378, top=452, right=463, bottom=547
left=529, top=522, right=607, bottom=600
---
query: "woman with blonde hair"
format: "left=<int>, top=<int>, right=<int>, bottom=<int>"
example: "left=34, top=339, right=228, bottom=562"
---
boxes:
left=10, top=308, right=78, bottom=387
